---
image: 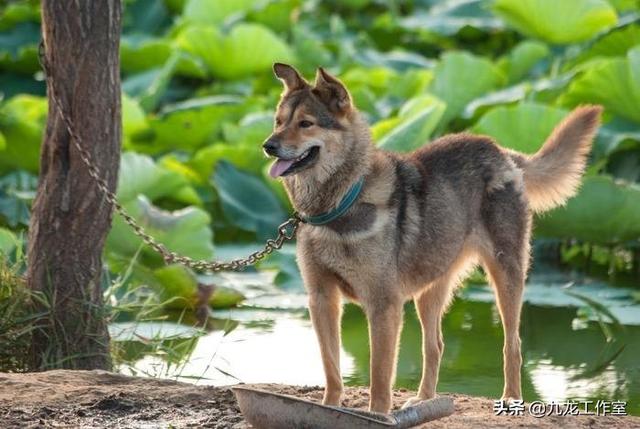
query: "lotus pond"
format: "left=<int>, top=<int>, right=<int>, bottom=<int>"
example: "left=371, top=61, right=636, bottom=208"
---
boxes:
left=111, top=246, right=640, bottom=416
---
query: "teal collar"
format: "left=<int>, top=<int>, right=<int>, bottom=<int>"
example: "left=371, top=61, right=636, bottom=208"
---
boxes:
left=300, top=177, right=365, bottom=226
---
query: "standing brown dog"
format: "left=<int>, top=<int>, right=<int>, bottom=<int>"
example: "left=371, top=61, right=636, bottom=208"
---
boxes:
left=263, top=63, right=601, bottom=414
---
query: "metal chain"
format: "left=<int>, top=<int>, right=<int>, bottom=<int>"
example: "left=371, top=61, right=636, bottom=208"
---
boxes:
left=38, top=41, right=300, bottom=272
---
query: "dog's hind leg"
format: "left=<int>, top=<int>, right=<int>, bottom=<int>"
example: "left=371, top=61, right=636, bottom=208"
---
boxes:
left=403, top=277, right=453, bottom=408
left=483, top=253, right=526, bottom=400
left=403, top=250, right=475, bottom=408
left=480, top=183, right=531, bottom=401
left=308, top=283, right=344, bottom=406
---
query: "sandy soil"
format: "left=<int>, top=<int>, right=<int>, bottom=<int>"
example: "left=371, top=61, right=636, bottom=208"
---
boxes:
left=0, top=370, right=637, bottom=428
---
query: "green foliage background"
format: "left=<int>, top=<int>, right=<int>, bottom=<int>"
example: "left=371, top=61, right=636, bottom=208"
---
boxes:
left=1, top=0, right=640, bottom=298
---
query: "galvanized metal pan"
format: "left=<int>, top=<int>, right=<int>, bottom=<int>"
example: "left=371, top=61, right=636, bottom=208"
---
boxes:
left=233, top=386, right=454, bottom=429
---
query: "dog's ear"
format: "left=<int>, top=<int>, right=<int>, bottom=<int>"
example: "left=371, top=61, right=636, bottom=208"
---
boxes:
left=273, top=63, right=307, bottom=91
left=313, top=67, right=351, bottom=113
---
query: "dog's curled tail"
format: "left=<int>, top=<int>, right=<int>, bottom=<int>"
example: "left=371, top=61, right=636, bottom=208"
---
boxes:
left=511, top=105, right=602, bottom=213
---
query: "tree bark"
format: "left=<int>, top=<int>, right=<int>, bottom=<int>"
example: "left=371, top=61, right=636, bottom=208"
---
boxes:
left=27, top=0, right=122, bottom=370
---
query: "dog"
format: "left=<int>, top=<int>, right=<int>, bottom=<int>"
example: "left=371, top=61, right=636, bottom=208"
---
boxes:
left=262, top=62, right=601, bottom=414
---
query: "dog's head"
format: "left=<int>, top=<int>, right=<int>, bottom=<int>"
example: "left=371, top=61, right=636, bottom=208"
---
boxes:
left=264, top=63, right=364, bottom=182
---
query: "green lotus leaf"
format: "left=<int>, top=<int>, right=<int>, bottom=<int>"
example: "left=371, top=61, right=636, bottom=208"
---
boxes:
left=355, top=49, right=434, bottom=72
left=210, top=286, right=246, bottom=309
left=248, top=0, right=302, bottom=33
left=0, top=227, right=18, bottom=256
left=0, top=3, right=40, bottom=31
left=339, top=67, right=399, bottom=118
left=175, top=23, right=293, bottom=80
left=535, top=176, right=640, bottom=244
left=493, top=0, right=617, bottom=44
left=138, top=54, right=180, bottom=112
left=463, top=73, right=574, bottom=118
left=629, top=46, right=640, bottom=95
left=117, top=152, right=187, bottom=203
left=605, top=141, right=640, bottom=182
left=372, top=117, right=401, bottom=141
left=0, top=95, right=47, bottom=174
left=222, top=112, right=274, bottom=146
left=190, top=143, right=266, bottom=181
left=387, top=69, right=433, bottom=100
left=498, top=40, right=550, bottom=84
left=165, top=0, right=187, bottom=14
left=570, top=24, right=640, bottom=67
left=341, top=67, right=398, bottom=97
left=608, top=0, right=638, bottom=11
left=560, top=48, right=640, bottom=123
left=122, top=52, right=206, bottom=112
left=148, top=96, right=244, bottom=152
left=377, top=95, right=447, bottom=153
left=400, top=0, right=504, bottom=36
left=325, top=0, right=371, bottom=9
left=212, top=161, right=286, bottom=240
left=0, top=28, right=39, bottom=75
left=122, top=94, right=149, bottom=144
left=0, top=71, right=45, bottom=99
left=257, top=245, right=304, bottom=291
left=0, top=171, right=36, bottom=228
left=153, top=264, right=200, bottom=308
left=151, top=264, right=244, bottom=309
left=182, top=0, right=256, bottom=26
left=431, top=51, right=505, bottom=125
left=120, top=35, right=172, bottom=73
left=106, top=195, right=214, bottom=264
left=343, top=67, right=433, bottom=104
left=290, top=24, right=333, bottom=75
left=472, top=103, right=569, bottom=154
left=594, top=117, right=640, bottom=159
left=463, top=84, right=528, bottom=119
left=122, top=0, right=171, bottom=35
left=194, top=110, right=275, bottom=181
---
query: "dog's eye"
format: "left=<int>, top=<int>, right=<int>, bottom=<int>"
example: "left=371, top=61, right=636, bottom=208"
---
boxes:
left=299, top=120, right=314, bottom=128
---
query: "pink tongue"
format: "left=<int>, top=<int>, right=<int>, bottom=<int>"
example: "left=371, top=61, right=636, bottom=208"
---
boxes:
left=269, top=159, right=295, bottom=178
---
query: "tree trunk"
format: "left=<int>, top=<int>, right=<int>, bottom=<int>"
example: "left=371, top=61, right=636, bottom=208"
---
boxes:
left=27, top=0, right=122, bottom=370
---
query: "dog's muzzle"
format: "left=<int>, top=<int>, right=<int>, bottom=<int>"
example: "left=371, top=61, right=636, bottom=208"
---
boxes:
left=263, top=138, right=281, bottom=157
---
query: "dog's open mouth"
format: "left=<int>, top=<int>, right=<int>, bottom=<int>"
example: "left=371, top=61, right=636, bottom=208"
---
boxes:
left=269, top=146, right=320, bottom=178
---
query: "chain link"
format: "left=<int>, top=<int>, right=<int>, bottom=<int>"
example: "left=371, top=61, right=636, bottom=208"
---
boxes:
left=38, top=41, right=300, bottom=272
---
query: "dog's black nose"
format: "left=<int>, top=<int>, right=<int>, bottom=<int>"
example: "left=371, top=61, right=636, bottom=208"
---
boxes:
left=263, top=139, right=280, bottom=156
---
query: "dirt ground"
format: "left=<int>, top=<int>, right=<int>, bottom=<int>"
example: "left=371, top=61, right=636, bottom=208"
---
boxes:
left=0, top=370, right=637, bottom=428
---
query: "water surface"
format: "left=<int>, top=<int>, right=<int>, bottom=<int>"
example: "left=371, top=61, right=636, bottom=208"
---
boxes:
left=113, top=268, right=640, bottom=415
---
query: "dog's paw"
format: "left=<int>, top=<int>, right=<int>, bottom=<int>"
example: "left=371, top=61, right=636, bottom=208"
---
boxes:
left=402, top=396, right=430, bottom=409
left=500, top=396, right=523, bottom=405
left=322, top=393, right=343, bottom=407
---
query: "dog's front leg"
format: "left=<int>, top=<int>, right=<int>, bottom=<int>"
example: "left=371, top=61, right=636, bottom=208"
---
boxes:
left=309, top=286, right=343, bottom=406
left=366, top=299, right=404, bottom=414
